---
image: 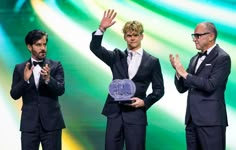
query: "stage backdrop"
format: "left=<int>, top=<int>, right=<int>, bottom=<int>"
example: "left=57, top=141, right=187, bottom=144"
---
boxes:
left=0, top=0, right=235, bottom=150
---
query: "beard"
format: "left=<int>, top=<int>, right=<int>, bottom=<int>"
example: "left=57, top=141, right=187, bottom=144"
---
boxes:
left=32, top=50, right=46, bottom=60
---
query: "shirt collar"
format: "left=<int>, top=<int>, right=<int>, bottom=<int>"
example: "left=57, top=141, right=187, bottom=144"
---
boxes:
left=31, top=57, right=43, bottom=63
left=127, top=48, right=143, bottom=56
left=205, top=43, right=216, bottom=55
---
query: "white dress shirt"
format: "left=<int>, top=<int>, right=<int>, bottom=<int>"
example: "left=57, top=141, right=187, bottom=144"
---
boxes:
left=195, top=43, right=216, bottom=73
left=31, top=58, right=42, bottom=88
left=127, top=49, right=143, bottom=79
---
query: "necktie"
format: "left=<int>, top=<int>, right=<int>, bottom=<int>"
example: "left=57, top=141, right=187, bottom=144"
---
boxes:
left=128, top=52, right=137, bottom=79
left=33, top=61, right=44, bottom=67
left=198, top=51, right=207, bottom=57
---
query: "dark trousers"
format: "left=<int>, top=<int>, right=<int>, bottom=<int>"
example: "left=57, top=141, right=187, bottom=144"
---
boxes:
left=105, top=114, right=146, bottom=150
left=186, top=121, right=226, bottom=150
left=21, top=122, right=62, bottom=150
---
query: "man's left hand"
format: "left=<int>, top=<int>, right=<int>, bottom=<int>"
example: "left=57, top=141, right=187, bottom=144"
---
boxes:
left=41, top=64, right=50, bottom=81
left=128, top=97, right=145, bottom=108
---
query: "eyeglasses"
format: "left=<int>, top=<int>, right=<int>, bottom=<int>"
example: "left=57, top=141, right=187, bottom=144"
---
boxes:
left=191, top=32, right=210, bottom=39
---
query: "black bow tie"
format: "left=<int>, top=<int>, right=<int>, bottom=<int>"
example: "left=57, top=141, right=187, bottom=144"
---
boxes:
left=33, top=61, right=44, bottom=67
left=198, top=51, right=207, bottom=57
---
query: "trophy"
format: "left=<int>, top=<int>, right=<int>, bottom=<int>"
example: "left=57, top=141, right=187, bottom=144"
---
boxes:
left=108, top=79, right=136, bottom=101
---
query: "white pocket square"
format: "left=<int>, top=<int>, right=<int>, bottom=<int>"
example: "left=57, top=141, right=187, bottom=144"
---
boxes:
left=205, top=64, right=212, bottom=66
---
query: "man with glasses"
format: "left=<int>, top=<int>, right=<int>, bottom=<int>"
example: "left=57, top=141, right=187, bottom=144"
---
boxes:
left=169, top=22, right=231, bottom=150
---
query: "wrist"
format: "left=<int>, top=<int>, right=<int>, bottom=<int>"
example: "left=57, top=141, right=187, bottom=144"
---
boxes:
left=99, top=25, right=106, bottom=32
left=45, top=77, right=50, bottom=84
left=183, top=72, right=188, bottom=79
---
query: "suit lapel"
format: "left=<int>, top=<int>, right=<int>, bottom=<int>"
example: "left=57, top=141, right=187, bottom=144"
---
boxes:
left=119, top=50, right=129, bottom=78
left=132, top=50, right=147, bottom=79
left=190, top=55, right=199, bottom=74
left=38, top=59, right=48, bottom=87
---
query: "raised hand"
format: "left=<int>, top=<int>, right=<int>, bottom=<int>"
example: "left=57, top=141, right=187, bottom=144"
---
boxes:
left=99, top=9, right=117, bottom=32
left=24, top=62, right=34, bottom=81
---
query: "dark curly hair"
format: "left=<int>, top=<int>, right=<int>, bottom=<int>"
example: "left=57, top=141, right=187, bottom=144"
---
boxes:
left=25, top=29, right=48, bottom=45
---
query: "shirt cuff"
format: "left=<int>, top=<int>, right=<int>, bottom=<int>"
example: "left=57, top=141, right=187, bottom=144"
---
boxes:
left=175, top=73, right=181, bottom=80
left=45, top=79, right=50, bottom=84
left=95, top=29, right=103, bottom=35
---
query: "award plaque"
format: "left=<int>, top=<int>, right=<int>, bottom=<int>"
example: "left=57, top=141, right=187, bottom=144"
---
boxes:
left=108, top=79, right=136, bottom=101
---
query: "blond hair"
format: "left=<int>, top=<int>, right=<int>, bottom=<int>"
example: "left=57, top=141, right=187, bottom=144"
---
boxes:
left=122, top=21, right=144, bottom=34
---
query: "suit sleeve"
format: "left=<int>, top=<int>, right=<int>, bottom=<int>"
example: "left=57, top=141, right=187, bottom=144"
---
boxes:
left=144, top=58, right=164, bottom=110
left=43, top=61, right=65, bottom=96
left=184, top=54, right=231, bottom=93
left=89, top=31, right=116, bottom=66
left=174, top=75, right=189, bottom=93
left=10, top=64, right=31, bottom=100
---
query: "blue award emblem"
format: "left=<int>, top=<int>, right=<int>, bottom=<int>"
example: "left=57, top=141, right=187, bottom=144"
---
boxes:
left=108, top=79, right=136, bottom=101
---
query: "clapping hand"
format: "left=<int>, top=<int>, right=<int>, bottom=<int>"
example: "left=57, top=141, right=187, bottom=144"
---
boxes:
left=24, top=62, right=34, bottom=81
left=169, top=54, right=188, bottom=79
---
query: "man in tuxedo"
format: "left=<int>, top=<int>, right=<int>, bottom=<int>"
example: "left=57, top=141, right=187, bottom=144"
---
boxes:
left=10, top=29, right=65, bottom=150
left=90, top=9, right=164, bottom=150
left=170, top=22, right=231, bottom=150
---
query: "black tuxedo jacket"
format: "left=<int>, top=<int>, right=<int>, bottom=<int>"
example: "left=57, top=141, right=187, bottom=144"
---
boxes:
left=10, top=58, right=65, bottom=132
left=90, top=32, right=164, bottom=125
left=175, top=44, right=231, bottom=126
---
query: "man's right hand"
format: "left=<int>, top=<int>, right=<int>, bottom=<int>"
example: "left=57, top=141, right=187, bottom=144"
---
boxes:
left=169, top=54, right=188, bottom=79
left=99, top=9, right=117, bottom=32
left=24, top=62, right=34, bottom=81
